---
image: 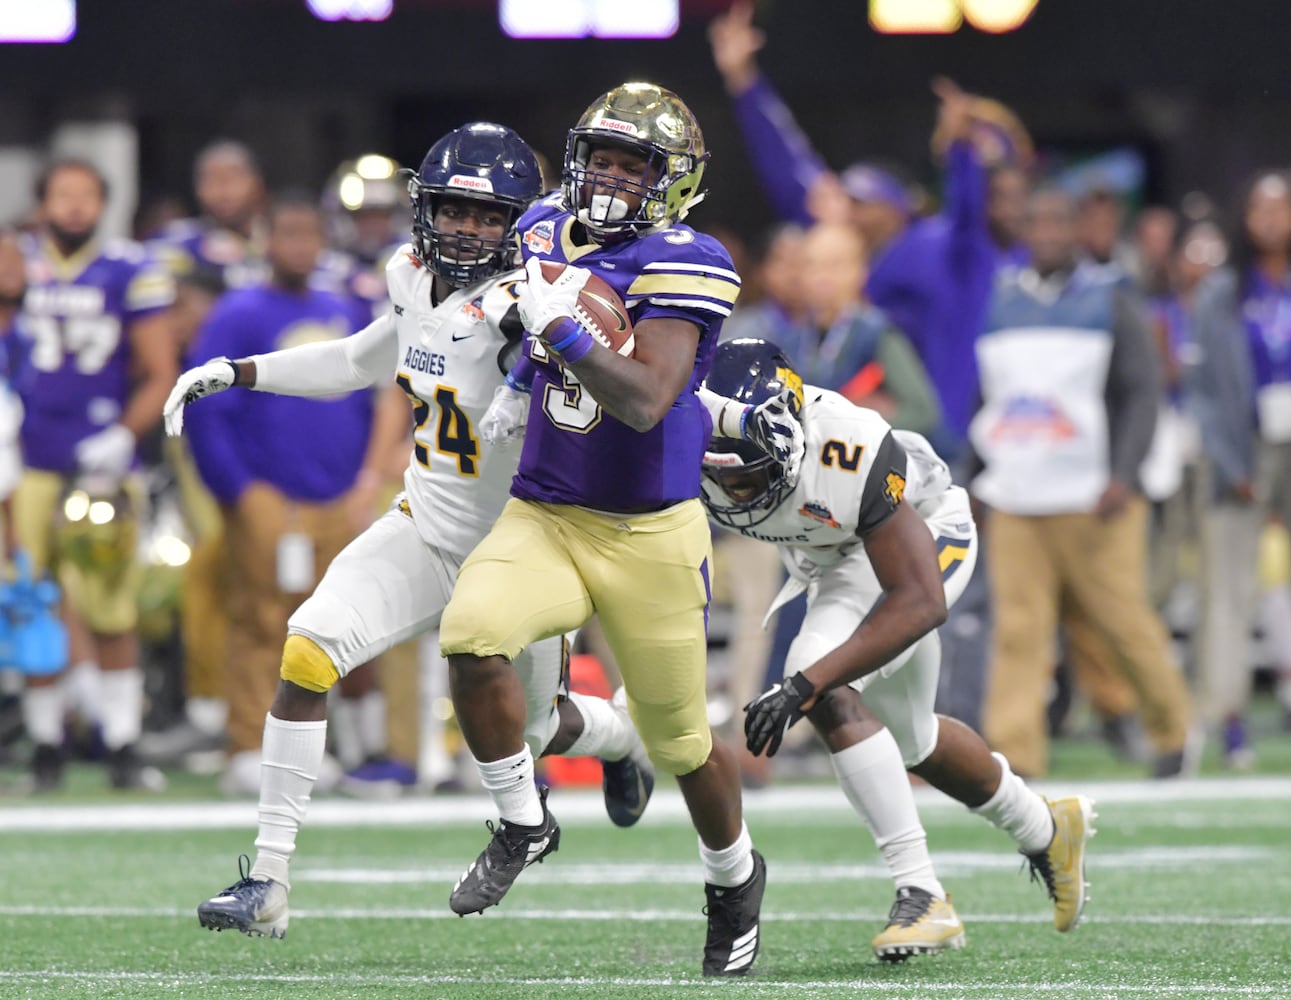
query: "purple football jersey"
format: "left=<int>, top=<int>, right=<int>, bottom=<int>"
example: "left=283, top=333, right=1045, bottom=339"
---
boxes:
left=16, top=236, right=174, bottom=472
left=513, top=197, right=741, bottom=512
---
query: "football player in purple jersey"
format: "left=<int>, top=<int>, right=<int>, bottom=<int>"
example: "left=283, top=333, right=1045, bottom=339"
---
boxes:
left=440, top=83, right=802, bottom=977
left=12, top=158, right=177, bottom=792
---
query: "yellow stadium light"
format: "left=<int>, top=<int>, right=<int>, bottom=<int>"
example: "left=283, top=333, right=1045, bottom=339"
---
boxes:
left=963, top=0, right=1038, bottom=33
left=355, top=154, right=397, bottom=180
left=338, top=174, right=366, bottom=211
left=869, top=0, right=961, bottom=34
left=871, top=0, right=1038, bottom=33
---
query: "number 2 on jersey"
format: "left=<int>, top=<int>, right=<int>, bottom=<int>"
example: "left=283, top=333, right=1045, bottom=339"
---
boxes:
left=396, top=374, right=480, bottom=476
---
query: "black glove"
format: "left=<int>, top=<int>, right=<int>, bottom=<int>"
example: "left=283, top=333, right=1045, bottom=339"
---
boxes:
left=744, top=671, right=816, bottom=758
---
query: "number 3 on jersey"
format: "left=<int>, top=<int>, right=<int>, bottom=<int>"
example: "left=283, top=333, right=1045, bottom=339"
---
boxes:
left=396, top=374, right=479, bottom=476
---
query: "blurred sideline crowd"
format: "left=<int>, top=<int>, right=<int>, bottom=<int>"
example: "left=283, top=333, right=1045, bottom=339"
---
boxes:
left=2, top=5, right=1291, bottom=797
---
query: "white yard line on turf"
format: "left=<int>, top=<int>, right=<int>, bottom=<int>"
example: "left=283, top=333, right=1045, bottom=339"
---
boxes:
left=2, top=777, right=1291, bottom=832
left=1, top=904, right=1288, bottom=926
left=0, top=971, right=1283, bottom=993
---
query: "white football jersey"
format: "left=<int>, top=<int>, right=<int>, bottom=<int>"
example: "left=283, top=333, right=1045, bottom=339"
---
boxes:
left=713, top=387, right=956, bottom=575
left=384, top=247, right=526, bottom=557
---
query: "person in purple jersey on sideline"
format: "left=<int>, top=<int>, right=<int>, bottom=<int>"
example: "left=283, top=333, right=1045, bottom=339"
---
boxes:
left=11, top=158, right=177, bottom=793
left=709, top=1, right=1032, bottom=462
left=185, top=193, right=375, bottom=797
left=440, top=83, right=803, bottom=977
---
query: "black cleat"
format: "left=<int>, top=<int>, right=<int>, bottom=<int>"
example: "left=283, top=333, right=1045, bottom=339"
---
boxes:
left=197, top=855, right=289, bottom=938
left=702, top=849, right=766, bottom=977
left=31, top=743, right=65, bottom=793
left=450, top=786, right=560, bottom=915
left=107, top=743, right=167, bottom=792
left=600, top=748, right=654, bottom=828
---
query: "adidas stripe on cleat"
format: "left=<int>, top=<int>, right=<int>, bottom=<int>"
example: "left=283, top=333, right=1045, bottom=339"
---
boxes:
left=197, top=854, right=289, bottom=939
left=871, top=887, right=966, bottom=962
left=702, top=849, right=767, bottom=977
left=450, top=786, right=561, bottom=915
left=1024, top=795, right=1097, bottom=932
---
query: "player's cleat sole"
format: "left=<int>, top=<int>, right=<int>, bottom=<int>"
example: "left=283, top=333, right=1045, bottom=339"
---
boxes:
left=702, top=849, right=767, bottom=977
left=600, top=686, right=655, bottom=828
left=450, top=787, right=560, bottom=915
left=1025, top=795, right=1097, bottom=932
left=197, top=855, right=289, bottom=939
left=871, top=887, right=966, bottom=962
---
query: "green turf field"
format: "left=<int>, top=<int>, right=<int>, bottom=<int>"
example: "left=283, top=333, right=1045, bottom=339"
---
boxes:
left=2, top=776, right=1290, bottom=999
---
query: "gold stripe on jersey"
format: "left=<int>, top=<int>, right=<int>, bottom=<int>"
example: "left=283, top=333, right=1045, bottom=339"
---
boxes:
left=126, top=269, right=177, bottom=310
left=626, top=272, right=741, bottom=307
left=938, top=541, right=971, bottom=575
left=558, top=218, right=604, bottom=263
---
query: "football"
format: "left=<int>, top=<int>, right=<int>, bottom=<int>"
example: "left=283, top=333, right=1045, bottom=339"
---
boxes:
left=540, top=261, right=635, bottom=357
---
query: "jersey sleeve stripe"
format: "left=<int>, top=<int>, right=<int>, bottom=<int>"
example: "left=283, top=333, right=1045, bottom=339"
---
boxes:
left=626, top=296, right=734, bottom=317
left=626, top=273, right=741, bottom=307
left=641, top=261, right=742, bottom=282
left=126, top=271, right=178, bottom=310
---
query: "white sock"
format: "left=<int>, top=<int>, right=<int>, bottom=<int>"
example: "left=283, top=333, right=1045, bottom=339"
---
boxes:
left=251, top=714, right=328, bottom=889
left=23, top=684, right=65, bottom=746
left=477, top=746, right=543, bottom=826
left=971, top=751, right=1055, bottom=854
left=186, top=696, right=228, bottom=736
left=66, top=660, right=102, bottom=724
left=830, top=730, right=945, bottom=900
left=353, top=690, right=388, bottom=760
left=699, top=821, right=755, bottom=887
left=99, top=667, right=144, bottom=750
left=561, top=691, right=638, bottom=761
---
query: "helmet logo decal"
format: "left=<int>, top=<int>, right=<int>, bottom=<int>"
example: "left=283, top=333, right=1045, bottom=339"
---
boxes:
left=523, top=219, right=556, bottom=255
left=447, top=174, right=494, bottom=192
left=775, top=366, right=805, bottom=408
left=594, top=117, right=639, bottom=136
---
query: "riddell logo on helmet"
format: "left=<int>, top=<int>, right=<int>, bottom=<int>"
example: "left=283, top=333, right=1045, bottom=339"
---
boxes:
left=595, top=117, right=639, bottom=136
left=447, top=175, right=494, bottom=192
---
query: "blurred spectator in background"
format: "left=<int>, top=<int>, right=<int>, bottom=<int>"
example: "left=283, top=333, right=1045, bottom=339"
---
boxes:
left=0, top=228, right=24, bottom=556
left=710, top=0, right=1024, bottom=463
left=12, top=158, right=177, bottom=792
left=780, top=221, right=941, bottom=436
left=1078, top=186, right=1134, bottom=276
left=1190, top=170, right=1291, bottom=767
left=712, top=222, right=808, bottom=785
left=988, top=164, right=1031, bottom=271
left=151, top=141, right=269, bottom=292
left=1133, top=206, right=1179, bottom=298
left=185, top=194, right=375, bottom=795
left=722, top=223, right=808, bottom=343
left=139, top=266, right=231, bottom=771
left=972, top=185, right=1193, bottom=778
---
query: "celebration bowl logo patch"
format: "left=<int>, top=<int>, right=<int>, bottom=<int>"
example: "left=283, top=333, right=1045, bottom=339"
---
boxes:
left=461, top=296, right=486, bottom=323
left=799, top=501, right=840, bottom=527
left=523, top=220, right=555, bottom=255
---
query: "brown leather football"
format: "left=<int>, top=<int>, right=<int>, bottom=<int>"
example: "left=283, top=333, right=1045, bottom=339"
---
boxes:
left=540, top=261, right=635, bottom=357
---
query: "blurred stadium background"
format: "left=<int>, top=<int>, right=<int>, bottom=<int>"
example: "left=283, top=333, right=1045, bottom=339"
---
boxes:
left=3, top=1, right=1291, bottom=995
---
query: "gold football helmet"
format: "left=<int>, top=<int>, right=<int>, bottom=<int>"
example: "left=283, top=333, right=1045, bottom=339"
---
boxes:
left=562, top=82, right=709, bottom=239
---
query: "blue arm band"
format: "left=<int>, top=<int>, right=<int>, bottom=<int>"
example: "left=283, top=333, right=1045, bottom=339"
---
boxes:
left=547, top=318, right=596, bottom=364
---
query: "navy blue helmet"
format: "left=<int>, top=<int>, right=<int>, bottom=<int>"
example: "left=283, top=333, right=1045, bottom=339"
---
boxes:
left=701, top=338, right=805, bottom=529
left=408, top=122, right=542, bottom=285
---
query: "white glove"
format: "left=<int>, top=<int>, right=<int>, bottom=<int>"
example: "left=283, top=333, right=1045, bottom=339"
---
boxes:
left=163, top=358, right=237, bottom=437
left=478, top=384, right=530, bottom=446
left=744, top=388, right=806, bottom=485
left=75, top=423, right=135, bottom=479
left=517, top=256, right=591, bottom=337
